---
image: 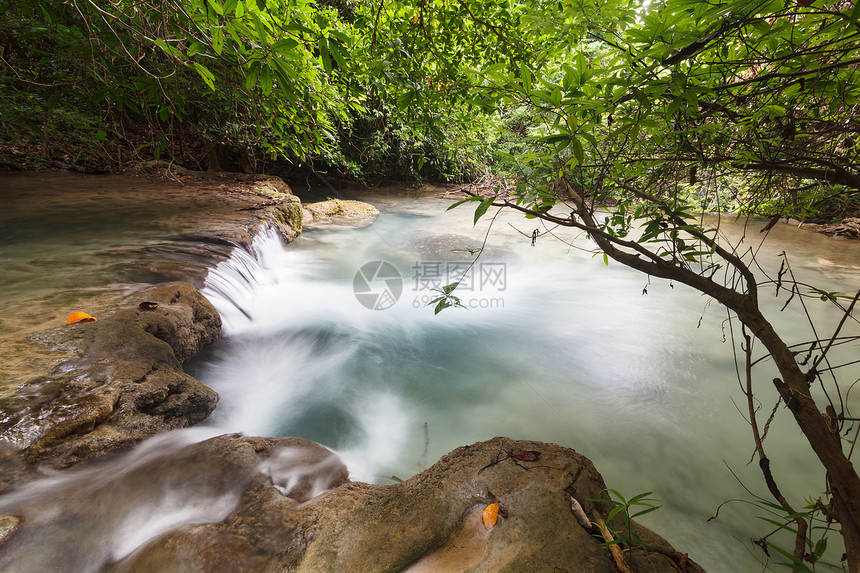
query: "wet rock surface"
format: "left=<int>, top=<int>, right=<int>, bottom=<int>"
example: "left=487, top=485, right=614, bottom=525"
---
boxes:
left=100, top=436, right=698, bottom=573
left=0, top=433, right=348, bottom=572
left=0, top=282, right=221, bottom=468
left=819, top=216, right=860, bottom=238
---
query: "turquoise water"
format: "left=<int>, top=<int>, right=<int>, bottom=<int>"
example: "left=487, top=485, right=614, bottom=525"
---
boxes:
left=190, top=196, right=860, bottom=572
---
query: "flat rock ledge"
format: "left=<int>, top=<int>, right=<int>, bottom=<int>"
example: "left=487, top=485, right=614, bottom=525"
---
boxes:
left=0, top=282, right=221, bottom=472
left=818, top=217, right=860, bottom=239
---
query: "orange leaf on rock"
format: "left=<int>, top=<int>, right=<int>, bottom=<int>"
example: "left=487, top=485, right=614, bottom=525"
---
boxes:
left=482, top=502, right=499, bottom=529
left=67, top=312, right=97, bottom=324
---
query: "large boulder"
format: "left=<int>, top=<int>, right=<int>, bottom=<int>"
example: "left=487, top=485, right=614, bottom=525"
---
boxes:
left=100, top=436, right=700, bottom=573
left=302, top=199, right=379, bottom=227
left=0, top=282, right=221, bottom=469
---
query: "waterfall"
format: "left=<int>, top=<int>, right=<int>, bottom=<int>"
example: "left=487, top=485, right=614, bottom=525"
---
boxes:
left=200, top=226, right=286, bottom=331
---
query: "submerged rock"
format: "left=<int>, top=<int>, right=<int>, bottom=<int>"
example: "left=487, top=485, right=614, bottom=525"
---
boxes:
left=0, top=282, right=221, bottom=469
left=0, top=433, right=348, bottom=572
left=101, top=436, right=701, bottom=573
left=0, top=515, right=20, bottom=544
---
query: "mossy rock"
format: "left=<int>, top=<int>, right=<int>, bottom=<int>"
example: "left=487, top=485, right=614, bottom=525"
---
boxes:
left=302, top=199, right=379, bottom=226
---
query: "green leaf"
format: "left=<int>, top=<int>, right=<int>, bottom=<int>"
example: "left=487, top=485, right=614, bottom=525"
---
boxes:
left=153, top=39, right=186, bottom=60
left=396, top=90, right=416, bottom=108
left=212, top=26, right=224, bottom=55
left=271, top=38, right=298, bottom=52
left=851, top=1, right=860, bottom=25
left=550, top=86, right=562, bottom=107
left=627, top=492, right=655, bottom=504
left=570, top=136, right=585, bottom=165
left=762, top=540, right=813, bottom=572
left=187, top=41, right=206, bottom=57
left=813, top=537, right=827, bottom=558
left=319, top=38, right=332, bottom=74
left=520, top=64, right=532, bottom=92
left=244, top=62, right=260, bottom=90
left=540, top=133, right=571, bottom=145
left=207, top=0, right=224, bottom=16
left=328, top=39, right=348, bottom=71
left=446, top=196, right=480, bottom=211
left=251, top=13, right=268, bottom=46
left=259, top=64, right=272, bottom=94
left=192, top=62, right=217, bottom=91
left=474, top=196, right=495, bottom=225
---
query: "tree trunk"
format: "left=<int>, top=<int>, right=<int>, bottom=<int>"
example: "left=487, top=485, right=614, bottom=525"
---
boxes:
left=740, top=306, right=860, bottom=572
left=545, top=187, right=860, bottom=569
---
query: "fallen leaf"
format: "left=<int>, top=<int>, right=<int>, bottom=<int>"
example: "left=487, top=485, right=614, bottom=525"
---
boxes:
left=510, top=450, right=540, bottom=461
left=67, top=312, right=97, bottom=324
left=482, top=502, right=499, bottom=529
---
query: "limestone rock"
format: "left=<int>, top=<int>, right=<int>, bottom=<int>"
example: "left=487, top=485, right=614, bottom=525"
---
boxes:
left=819, top=217, right=860, bottom=238
left=256, top=202, right=303, bottom=242
left=248, top=177, right=294, bottom=198
left=0, top=282, right=221, bottom=468
left=302, top=199, right=379, bottom=227
left=106, top=437, right=699, bottom=573
left=0, top=434, right=348, bottom=572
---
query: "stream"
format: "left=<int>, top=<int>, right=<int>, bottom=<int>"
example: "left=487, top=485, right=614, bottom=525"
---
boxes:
left=190, top=193, right=860, bottom=572
left=1, top=174, right=859, bottom=572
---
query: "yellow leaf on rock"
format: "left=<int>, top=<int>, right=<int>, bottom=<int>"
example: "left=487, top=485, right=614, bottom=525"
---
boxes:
left=67, top=312, right=97, bottom=324
left=482, top=502, right=499, bottom=529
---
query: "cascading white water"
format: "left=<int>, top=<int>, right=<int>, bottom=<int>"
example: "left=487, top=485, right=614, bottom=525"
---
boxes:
left=187, top=198, right=860, bottom=573
left=0, top=428, right=226, bottom=572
